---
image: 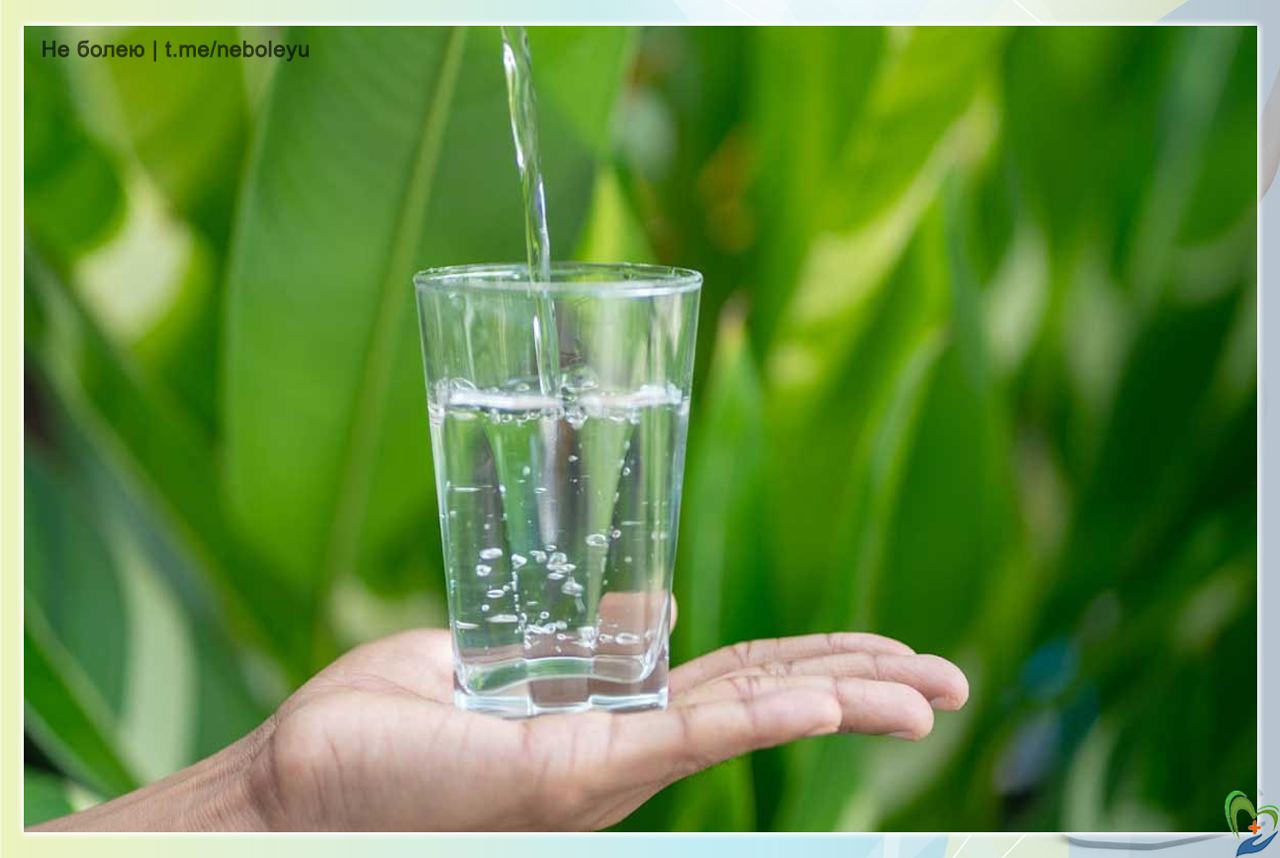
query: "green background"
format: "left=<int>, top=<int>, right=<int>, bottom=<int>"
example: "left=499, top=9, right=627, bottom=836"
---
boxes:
left=23, top=25, right=1257, bottom=830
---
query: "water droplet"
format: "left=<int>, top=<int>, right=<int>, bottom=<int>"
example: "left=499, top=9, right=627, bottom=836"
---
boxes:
left=475, top=564, right=492, bottom=577
left=480, top=547, right=503, bottom=560
left=539, top=611, right=549, bottom=620
left=511, top=553, right=527, bottom=569
left=568, top=454, right=579, bottom=463
left=611, top=529, right=621, bottom=539
left=622, top=466, right=631, bottom=476
left=585, top=532, right=608, bottom=548
left=481, top=604, right=490, bottom=612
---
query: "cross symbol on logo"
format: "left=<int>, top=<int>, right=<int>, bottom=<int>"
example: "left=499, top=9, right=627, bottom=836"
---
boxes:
left=1249, top=819, right=1263, bottom=835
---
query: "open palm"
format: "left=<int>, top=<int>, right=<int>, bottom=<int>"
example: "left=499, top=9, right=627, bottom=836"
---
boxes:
left=247, top=626, right=969, bottom=830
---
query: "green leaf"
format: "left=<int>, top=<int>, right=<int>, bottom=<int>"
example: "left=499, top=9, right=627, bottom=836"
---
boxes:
left=767, top=27, right=1003, bottom=413
left=1177, top=31, right=1255, bottom=245
left=763, top=201, right=951, bottom=635
left=748, top=28, right=886, bottom=349
left=25, top=600, right=139, bottom=798
left=669, top=758, right=756, bottom=831
left=872, top=182, right=1019, bottom=653
left=24, top=453, right=129, bottom=714
left=88, top=25, right=249, bottom=247
left=51, top=359, right=276, bottom=758
left=576, top=167, right=654, bottom=263
left=24, top=28, right=125, bottom=262
left=26, top=249, right=314, bottom=678
left=24, top=768, right=76, bottom=827
left=25, top=386, right=271, bottom=778
left=224, top=28, right=631, bottom=635
left=673, top=302, right=772, bottom=658
left=1048, top=285, right=1244, bottom=626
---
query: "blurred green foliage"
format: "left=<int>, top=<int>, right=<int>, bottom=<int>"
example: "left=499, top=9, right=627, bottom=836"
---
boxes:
left=23, top=25, right=1256, bottom=830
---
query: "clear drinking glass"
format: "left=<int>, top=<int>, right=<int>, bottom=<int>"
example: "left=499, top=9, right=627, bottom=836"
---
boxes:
left=414, top=262, right=702, bottom=717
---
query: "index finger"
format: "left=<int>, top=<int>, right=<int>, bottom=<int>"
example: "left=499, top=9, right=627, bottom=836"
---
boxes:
left=602, top=688, right=843, bottom=787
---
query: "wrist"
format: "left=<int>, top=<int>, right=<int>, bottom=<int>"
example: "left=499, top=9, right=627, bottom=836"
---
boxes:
left=183, top=718, right=279, bottom=831
left=32, top=716, right=280, bottom=832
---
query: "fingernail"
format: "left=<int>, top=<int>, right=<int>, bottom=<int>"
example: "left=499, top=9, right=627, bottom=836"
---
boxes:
left=929, top=696, right=950, bottom=708
left=889, top=730, right=918, bottom=740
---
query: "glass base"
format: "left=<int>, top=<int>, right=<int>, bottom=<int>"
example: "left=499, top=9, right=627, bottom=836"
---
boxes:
left=453, top=649, right=670, bottom=718
left=455, top=687, right=668, bottom=718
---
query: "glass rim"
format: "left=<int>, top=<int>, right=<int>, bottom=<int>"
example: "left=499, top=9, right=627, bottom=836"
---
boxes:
left=413, top=262, right=702, bottom=297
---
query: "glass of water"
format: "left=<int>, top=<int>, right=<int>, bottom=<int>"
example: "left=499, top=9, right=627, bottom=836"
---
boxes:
left=414, top=262, right=701, bottom=717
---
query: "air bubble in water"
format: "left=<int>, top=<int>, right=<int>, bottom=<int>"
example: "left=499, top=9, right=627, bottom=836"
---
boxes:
left=511, top=553, right=527, bottom=569
left=476, top=564, right=492, bottom=577
left=615, top=632, right=640, bottom=646
left=561, top=580, right=584, bottom=596
left=480, top=547, right=503, bottom=560
left=486, top=588, right=506, bottom=599
left=487, top=614, right=519, bottom=624
left=530, top=550, right=547, bottom=563
left=585, top=532, right=608, bottom=548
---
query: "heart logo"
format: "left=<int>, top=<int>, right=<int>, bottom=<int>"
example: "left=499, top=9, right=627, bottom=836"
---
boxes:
left=1227, top=791, right=1279, bottom=856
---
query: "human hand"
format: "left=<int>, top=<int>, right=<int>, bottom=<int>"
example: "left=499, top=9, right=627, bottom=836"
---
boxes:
left=36, top=625, right=967, bottom=832
left=248, top=625, right=967, bottom=830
